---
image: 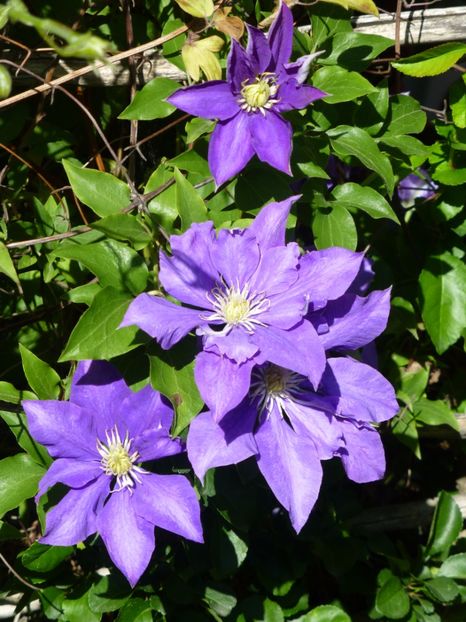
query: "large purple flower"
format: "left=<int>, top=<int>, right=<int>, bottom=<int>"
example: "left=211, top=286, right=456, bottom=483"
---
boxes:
left=121, top=197, right=366, bottom=417
left=22, top=361, right=203, bottom=587
left=187, top=356, right=398, bottom=533
left=167, top=2, right=326, bottom=185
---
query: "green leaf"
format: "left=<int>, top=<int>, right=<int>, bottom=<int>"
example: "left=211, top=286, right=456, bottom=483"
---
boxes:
left=62, top=592, right=100, bottom=622
left=204, top=585, right=237, bottom=617
left=391, top=410, right=421, bottom=459
left=174, top=167, right=208, bottom=229
left=311, top=66, right=376, bottom=103
left=0, top=381, right=35, bottom=404
left=387, top=95, right=427, bottom=136
left=424, top=577, right=459, bottom=603
left=119, top=77, right=179, bottom=121
left=149, top=339, right=203, bottom=436
left=426, top=491, right=462, bottom=557
left=21, top=542, right=73, bottom=572
left=0, top=520, right=22, bottom=541
left=0, top=409, right=50, bottom=467
left=91, top=214, right=152, bottom=249
left=116, top=598, right=154, bottom=622
left=450, top=75, right=466, bottom=129
left=63, top=160, right=131, bottom=217
left=331, top=183, right=399, bottom=222
left=419, top=252, right=466, bottom=354
left=19, top=344, right=61, bottom=399
left=439, top=554, right=466, bottom=579
left=322, top=33, right=393, bottom=70
left=328, top=125, right=394, bottom=194
left=60, top=287, right=147, bottom=361
left=375, top=576, right=411, bottom=620
left=88, top=575, right=131, bottom=614
left=146, top=163, right=178, bottom=231
left=413, top=398, right=459, bottom=431
left=300, top=604, right=351, bottom=621
left=185, top=117, right=214, bottom=143
left=312, top=204, right=357, bottom=250
left=392, top=42, right=466, bottom=77
left=381, top=134, right=430, bottom=158
left=53, top=238, right=148, bottom=295
left=0, top=240, right=20, bottom=286
left=0, top=453, right=45, bottom=518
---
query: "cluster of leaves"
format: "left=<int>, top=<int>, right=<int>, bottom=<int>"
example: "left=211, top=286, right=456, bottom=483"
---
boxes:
left=1, top=0, right=466, bottom=620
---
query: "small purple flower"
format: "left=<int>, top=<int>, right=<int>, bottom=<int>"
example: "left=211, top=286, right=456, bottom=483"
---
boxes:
left=22, top=361, right=203, bottom=587
left=187, top=356, right=398, bottom=533
left=121, top=197, right=366, bottom=418
left=397, top=169, right=438, bottom=207
left=167, top=2, right=326, bottom=185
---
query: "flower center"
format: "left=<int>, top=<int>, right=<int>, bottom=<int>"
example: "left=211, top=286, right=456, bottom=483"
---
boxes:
left=222, top=291, right=251, bottom=324
left=97, top=426, right=145, bottom=492
left=202, top=281, right=270, bottom=333
left=238, top=73, right=279, bottom=114
left=250, top=364, right=303, bottom=414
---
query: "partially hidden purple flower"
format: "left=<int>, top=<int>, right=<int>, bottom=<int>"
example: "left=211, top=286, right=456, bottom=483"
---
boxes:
left=397, top=168, right=438, bottom=208
left=187, top=355, right=399, bottom=533
left=22, top=361, right=203, bottom=587
left=121, top=197, right=366, bottom=418
left=167, top=2, right=326, bottom=185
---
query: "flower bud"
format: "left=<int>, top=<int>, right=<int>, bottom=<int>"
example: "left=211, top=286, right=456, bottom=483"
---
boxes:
left=174, top=0, right=214, bottom=18
left=0, top=66, right=12, bottom=100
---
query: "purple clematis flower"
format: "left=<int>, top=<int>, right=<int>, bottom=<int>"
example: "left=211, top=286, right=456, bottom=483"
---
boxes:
left=22, top=361, right=203, bottom=587
left=397, top=168, right=438, bottom=208
left=121, top=197, right=366, bottom=418
left=187, top=355, right=398, bottom=533
left=167, top=2, right=326, bottom=185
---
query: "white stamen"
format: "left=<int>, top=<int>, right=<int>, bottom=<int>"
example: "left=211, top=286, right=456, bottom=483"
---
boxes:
left=97, top=426, right=146, bottom=493
left=250, top=364, right=306, bottom=415
left=201, top=280, right=270, bottom=334
left=238, top=72, right=280, bottom=114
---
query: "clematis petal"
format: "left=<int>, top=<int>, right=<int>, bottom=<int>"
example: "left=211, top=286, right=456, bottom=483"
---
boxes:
left=120, top=294, right=204, bottom=349
left=252, top=320, right=326, bottom=388
left=70, top=361, right=131, bottom=436
left=249, top=111, right=292, bottom=176
left=159, top=222, right=218, bottom=307
left=187, top=407, right=257, bottom=482
left=133, top=474, right=203, bottom=543
left=255, top=406, right=322, bottom=533
left=316, top=289, right=391, bottom=351
left=275, top=81, right=327, bottom=112
left=247, top=195, right=300, bottom=249
left=296, top=248, right=365, bottom=303
left=97, top=489, right=155, bottom=587
left=115, top=385, right=183, bottom=462
left=285, top=399, right=341, bottom=460
left=37, top=458, right=102, bottom=500
left=209, top=113, right=254, bottom=186
left=249, top=243, right=300, bottom=296
left=246, top=24, right=271, bottom=73
left=282, top=52, right=324, bottom=84
left=41, top=476, right=108, bottom=547
left=323, top=357, right=399, bottom=423
left=201, top=326, right=259, bottom=364
left=194, top=351, right=255, bottom=420
left=268, top=2, right=294, bottom=69
left=338, top=419, right=386, bottom=483
left=227, top=39, right=254, bottom=92
left=167, top=81, right=238, bottom=120
left=23, top=400, right=96, bottom=460
left=212, top=228, right=260, bottom=288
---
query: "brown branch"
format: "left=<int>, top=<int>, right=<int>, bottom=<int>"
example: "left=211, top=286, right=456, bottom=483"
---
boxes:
left=0, top=25, right=188, bottom=110
left=0, top=142, right=57, bottom=193
left=0, top=552, right=42, bottom=592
